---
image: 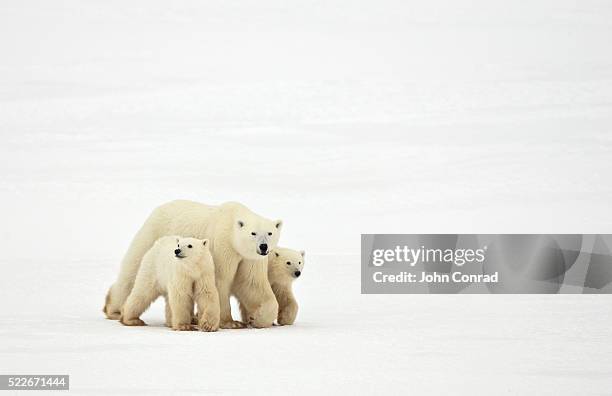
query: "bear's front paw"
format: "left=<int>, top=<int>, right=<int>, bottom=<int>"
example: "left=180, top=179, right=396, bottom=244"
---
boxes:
left=120, top=317, right=146, bottom=326
left=247, top=315, right=274, bottom=329
left=199, top=318, right=219, bottom=332
left=105, top=310, right=122, bottom=320
left=247, top=301, right=277, bottom=328
left=219, top=320, right=246, bottom=329
left=172, top=323, right=197, bottom=331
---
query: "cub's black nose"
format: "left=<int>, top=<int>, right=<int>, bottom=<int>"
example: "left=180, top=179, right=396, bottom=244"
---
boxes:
left=259, top=243, right=268, bottom=253
left=294, top=271, right=301, bottom=277
left=174, top=249, right=181, bottom=255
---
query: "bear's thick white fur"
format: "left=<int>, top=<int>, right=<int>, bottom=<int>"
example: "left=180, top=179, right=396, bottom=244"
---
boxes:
left=235, top=258, right=279, bottom=328
left=120, top=236, right=220, bottom=331
left=267, top=247, right=305, bottom=325
left=105, top=200, right=282, bottom=329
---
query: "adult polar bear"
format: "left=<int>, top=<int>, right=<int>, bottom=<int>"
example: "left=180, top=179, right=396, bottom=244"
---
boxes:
left=104, top=200, right=282, bottom=329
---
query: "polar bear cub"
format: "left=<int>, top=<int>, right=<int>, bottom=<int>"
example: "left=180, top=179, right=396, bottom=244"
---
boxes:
left=120, top=236, right=220, bottom=331
left=268, top=247, right=305, bottom=325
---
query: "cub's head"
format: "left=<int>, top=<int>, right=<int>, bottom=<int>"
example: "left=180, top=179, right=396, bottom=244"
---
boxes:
left=272, top=248, right=305, bottom=279
left=232, top=215, right=282, bottom=260
left=174, top=237, right=209, bottom=260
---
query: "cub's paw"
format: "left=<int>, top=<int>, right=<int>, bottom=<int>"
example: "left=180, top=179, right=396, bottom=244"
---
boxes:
left=120, top=317, right=146, bottom=326
left=219, top=320, right=246, bottom=329
left=172, top=323, right=197, bottom=331
left=277, top=311, right=296, bottom=326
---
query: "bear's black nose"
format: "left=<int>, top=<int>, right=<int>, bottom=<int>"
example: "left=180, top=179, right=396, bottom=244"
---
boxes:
left=259, top=243, right=268, bottom=254
left=294, top=271, right=301, bottom=277
left=174, top=249, right=181, bottom=255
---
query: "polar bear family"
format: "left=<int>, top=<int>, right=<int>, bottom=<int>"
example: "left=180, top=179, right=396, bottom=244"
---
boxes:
left=104, top=200, right=305, bottom=331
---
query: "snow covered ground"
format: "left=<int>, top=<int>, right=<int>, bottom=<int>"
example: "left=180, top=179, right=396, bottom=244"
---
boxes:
left=1, top=0, right=611, bottom=394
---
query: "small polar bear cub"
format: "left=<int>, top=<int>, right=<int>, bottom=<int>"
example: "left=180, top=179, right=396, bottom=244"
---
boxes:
left=268, top=247, right=305, bottom=325
left=120, top=236, right=220, bottom=331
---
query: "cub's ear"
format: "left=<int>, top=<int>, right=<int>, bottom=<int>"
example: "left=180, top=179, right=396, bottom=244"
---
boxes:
left=237, top=220, right=244, bottom=228
left=274, top=252, right=279, bottom=257
left=275, top=220, right=283, bottom=230
left=300, top=250, right=305, bottom=257
left=202, top=239, right=209, bottom=247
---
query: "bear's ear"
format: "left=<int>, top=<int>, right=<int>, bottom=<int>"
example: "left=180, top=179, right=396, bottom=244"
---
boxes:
left=202, top=239, right=208, bottom=247
left=237, top=220, right=244, bottom=228
left=275, top=220, right=283, bottom=230
left=300, top=250, right=305, bottom=258
left=274, top=252, right=279, bottom=257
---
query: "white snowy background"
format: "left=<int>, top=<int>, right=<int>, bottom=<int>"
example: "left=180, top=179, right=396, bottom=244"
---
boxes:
left=1, top=0, right=611, bottom=394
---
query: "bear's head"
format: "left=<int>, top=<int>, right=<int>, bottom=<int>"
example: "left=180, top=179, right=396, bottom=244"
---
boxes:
left=272, top=248, right=305, bottom=279
left=232, top=216, right=283, bottom=260
left=174, top=237, right=209, bottom=260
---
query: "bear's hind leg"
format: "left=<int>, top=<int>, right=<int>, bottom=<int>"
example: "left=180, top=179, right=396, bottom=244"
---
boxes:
left=103, top=287, right=121, bottom=320
left=218, top=286, right=245, bottom=329
left=238, top=301, right=250, bottom=324
left=106, top=217, right=161, bottom=317
left=120, top=279, right=159, bottom=326
left=164, top=295, right=172, bottom=327
left=216, top=259, right=245, bottom=329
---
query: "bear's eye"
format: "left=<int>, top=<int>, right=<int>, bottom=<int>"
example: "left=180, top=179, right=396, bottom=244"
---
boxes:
left=268, top=232, right=272, bottom=236
left=286, top=261, right=291, bottom=265
left=251, top=232, right=256, bottom=236
left=299, top=262, right=301, bottom=264
left=188, top=245, right=192, bottom=249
